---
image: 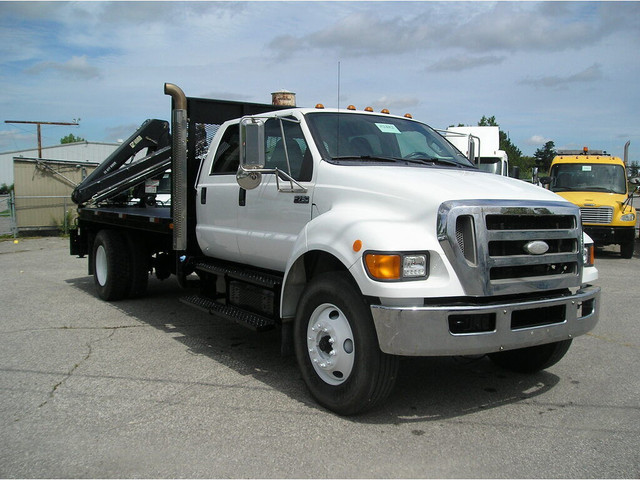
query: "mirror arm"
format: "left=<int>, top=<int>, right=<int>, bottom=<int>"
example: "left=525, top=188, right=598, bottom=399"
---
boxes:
left=237, top=165, right=307, bottom=193
left=274, top=168, right=307, bottom=193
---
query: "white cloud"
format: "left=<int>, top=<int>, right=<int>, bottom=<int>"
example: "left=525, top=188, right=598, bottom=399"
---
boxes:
left=25, top=55, right=101, bottom=80
left=520, top=64, right=603, bottom=89
left=428, top=55, right=505, bottom=73
left=525, top=135, right=551, bottom=147
left=369, top=95, right=420, bottom=112
left=0, top=130, right=36, bottom=151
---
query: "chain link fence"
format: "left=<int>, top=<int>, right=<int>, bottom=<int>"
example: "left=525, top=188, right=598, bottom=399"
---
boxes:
left=0, top=193, right=17, bottom=237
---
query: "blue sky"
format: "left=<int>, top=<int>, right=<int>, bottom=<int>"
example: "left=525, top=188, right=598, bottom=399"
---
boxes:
left=1, top=1, right=639, bottom=160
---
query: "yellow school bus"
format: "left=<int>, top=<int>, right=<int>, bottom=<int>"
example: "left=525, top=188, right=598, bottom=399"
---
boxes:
left=548, top=147, right=636, bottom=258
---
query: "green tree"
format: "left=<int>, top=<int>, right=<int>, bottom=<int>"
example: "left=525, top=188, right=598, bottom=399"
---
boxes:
left=533, top=141, right=556, bottom=172
left=0, top=183, right=14, bottom=194
left=60, top=133, right=85, bottom=144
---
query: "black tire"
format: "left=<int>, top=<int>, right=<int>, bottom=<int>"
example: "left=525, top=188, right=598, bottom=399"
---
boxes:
left=488, top=339, right=573, bottom=373
left=294, top=272, right=399, bottom=415
left=124, top=232, right=149, bottom=298
left=92, top=230, right=130, bottom=301
left=620, top=241, right=634, bottom=259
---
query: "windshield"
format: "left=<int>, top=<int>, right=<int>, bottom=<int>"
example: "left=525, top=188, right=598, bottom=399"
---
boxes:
left=550, top=163, right=627, bottom=194
left=305, top=112, right=475, bottom=168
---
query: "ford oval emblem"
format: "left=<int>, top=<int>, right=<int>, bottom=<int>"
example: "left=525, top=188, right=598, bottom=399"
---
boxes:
left=524, top=240, right=549, bottom=255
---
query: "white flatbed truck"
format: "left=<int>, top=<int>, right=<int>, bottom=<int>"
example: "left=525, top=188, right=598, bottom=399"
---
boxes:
left=70, top=84, right=600, bottom=415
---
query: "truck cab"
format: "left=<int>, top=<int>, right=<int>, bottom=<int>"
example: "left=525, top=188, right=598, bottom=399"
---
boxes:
left=548, top=148, right=636, bottom=258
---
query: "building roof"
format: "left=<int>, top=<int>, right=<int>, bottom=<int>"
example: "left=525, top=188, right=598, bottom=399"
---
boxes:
left=0, top=141, right=121, bottom=185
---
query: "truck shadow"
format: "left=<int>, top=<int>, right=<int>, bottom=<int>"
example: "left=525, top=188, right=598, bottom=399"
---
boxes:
left=66, top=275, right=560, bottom=424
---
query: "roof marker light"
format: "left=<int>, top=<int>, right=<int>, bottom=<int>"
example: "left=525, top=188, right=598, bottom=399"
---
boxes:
left=347, top=105, right=356, bottom=111
left=404, top=113, right=413, bottom=119
left=381, top=109, right=390, bottom=114
left=364, top=106, right=374, bottom=112
left=315, top=103, right=325, bottom=109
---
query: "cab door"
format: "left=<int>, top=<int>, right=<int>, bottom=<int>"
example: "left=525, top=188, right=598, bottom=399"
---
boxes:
left=236, top=117, right=315, bottom=272
left=195, top=122, right=244, bottom=263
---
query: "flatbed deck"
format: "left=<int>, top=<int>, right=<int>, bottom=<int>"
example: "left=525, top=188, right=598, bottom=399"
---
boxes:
left=78, top=205, right=173, bottom=234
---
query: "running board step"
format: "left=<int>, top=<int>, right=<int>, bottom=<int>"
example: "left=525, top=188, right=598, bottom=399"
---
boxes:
left=194, top=259, right=283, bottom=289
left=181, top=294, right=276, bottom=332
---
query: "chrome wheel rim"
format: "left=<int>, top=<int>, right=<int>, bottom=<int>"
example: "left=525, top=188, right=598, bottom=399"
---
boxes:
left=307, top=303, right=355, bottom=385
left=95, top=245, right=108, bottom=286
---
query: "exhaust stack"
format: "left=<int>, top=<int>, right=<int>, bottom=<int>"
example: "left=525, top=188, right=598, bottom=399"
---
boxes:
left=623, top=140, right=630, bottom=166
left=164, top=83, right=188, bottom=252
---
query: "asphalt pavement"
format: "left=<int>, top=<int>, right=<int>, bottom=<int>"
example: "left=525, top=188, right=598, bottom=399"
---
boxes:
left=0, top=236, right=638, bottom=478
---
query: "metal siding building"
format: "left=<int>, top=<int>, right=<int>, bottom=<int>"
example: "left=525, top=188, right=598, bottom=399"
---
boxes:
left=0, top=141, right=120, bottom=186
left=13, top=158, right=99, bottom=232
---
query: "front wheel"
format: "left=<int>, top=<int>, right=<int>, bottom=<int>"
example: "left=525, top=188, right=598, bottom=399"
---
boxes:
left=488, top=339, right=572, bottom=373
left=294, top=272, right=399, bottom=415
left=620, top=241, right=634, bottom=259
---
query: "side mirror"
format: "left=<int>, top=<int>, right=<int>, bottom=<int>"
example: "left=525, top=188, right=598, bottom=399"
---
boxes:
left=237, top=117, right=266, bottom=190
left=630, top=177, right=640, bottom=185
left=467, top=141, right=475, bottom=164
left=539, top=176, right=551, bottom=185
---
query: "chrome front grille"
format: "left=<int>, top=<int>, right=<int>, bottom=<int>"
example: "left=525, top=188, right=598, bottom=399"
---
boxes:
left=438, top=200, right=583, bottom=296
left=580, top=206, right=613, bottom=224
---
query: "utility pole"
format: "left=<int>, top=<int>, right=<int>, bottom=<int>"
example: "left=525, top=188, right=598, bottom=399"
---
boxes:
left=5, top=120, right=80, bottom=158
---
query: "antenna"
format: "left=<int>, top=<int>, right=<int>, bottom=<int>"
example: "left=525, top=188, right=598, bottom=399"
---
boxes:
left=337, top=61, right=341, bottom=158
left=337, top=61, right=341, bottom=110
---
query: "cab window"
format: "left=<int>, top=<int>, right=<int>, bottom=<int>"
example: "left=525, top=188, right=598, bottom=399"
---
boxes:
left=264, top=118, right=312, bottom=181
left=210, top=124, right=240, bottom=175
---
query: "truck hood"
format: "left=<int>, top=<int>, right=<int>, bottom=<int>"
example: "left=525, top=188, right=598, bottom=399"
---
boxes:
left=315, top=163, right=567, bottom=214
left=554, top=190, right=631, bottom=209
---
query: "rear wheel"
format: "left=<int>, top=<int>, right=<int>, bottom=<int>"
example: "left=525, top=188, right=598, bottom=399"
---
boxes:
left=294, top=272, right=399, bottom=415
left=124, top=232, right=149, bottom=298
left=93, top=230, right=130, bottom=301
left=488, top=339, right=572, bottom=373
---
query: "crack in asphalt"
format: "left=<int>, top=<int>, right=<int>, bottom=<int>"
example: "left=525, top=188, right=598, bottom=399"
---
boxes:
left=37, top=328, right=118, bottom=408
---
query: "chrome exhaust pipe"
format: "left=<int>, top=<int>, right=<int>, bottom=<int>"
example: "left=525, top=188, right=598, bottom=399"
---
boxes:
left=623, top=140, right=630, bottom=166
left=164, top=83, right=188, bottom=252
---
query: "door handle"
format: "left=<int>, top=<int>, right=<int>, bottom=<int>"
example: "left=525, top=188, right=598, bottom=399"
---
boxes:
left=239, top=188, right=246, bottom=206
left=200, top=187, right=207, bottom=204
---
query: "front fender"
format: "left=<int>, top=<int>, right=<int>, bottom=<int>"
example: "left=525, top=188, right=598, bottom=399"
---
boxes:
left=280, top=207, right=463, bottom=318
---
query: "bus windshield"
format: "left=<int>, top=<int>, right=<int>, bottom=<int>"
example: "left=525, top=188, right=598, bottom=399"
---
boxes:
left=550, top=163, right=627, bottom=194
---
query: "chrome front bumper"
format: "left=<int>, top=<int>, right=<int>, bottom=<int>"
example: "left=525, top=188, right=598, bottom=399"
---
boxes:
left=371, top=285, right=600, bottom=356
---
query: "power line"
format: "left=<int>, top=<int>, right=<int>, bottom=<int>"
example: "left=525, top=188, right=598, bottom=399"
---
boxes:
left=4, top=120, right=80, bottom=158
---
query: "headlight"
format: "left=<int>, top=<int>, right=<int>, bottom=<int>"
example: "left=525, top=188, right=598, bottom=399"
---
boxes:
left=583, top=243, right=595, bottom=267
left=620, top=212, right=636, bottom=222
left=364, top=252, right=429, bottom=281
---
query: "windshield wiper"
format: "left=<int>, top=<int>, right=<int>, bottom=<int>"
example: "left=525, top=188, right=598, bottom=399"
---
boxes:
left=404, top=156, right=468, bottom=168
left=587, top=187, right=618, bottom=193
left=331, top=155, right=399, bottom=163
left=331, top=154, right=469, bottom=169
